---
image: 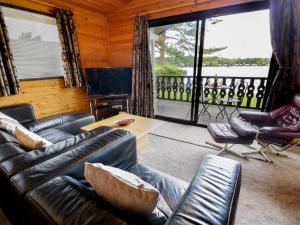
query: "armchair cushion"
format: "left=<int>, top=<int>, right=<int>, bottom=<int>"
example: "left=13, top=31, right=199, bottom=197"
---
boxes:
left=230, top=117, right=258, bottom=137
left=239, top=111, right=272, bottom=123
left=259, top=127, right=300, bottom=139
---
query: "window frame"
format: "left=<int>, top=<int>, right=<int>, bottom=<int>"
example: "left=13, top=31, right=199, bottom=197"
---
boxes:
left=149, top=1, right=269, bottom=27
left=0, top=3, right=65, bottom=81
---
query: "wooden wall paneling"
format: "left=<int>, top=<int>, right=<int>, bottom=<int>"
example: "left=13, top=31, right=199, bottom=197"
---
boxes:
left=0, top=0, right=110, bottom=118
left=0, top=79, right=89, bottom=119
left=107, top=0, right=267, bottom=67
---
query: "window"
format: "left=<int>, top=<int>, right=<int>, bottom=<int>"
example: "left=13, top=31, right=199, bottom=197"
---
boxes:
left=2, top=6, right=64, bottom=80
left=149, top=2, right=271, bottom=124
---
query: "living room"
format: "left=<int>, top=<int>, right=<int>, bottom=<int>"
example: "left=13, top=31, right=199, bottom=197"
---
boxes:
left=0, top=0, right=299, bottom=225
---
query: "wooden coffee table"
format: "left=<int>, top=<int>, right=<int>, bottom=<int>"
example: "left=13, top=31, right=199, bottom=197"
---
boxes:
left=81, top=113, right=164, bottom=151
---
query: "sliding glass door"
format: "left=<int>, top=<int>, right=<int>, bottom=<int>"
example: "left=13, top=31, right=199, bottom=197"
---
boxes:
left=149, top=1, right=270, bottom=125
left=150, top=20, right=201, bottom=121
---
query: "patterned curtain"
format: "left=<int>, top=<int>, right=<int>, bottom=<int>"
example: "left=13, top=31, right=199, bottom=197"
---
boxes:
left=0, top=8, right=20, bottom=96
left=265, top=0, right=299, bottom=111
left=56, top=9, right=83, bottom=88
left=130, top=16, right=154, bottom=118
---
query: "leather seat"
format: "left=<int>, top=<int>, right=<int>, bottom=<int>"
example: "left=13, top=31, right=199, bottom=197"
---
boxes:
left=36, top=128, right=74, bottom=143
left=24, top=154, right=241, bottom=225
left=207, top=123, right=254, bottom=145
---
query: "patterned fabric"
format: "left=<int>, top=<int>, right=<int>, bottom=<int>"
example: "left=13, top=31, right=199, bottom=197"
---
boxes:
left=276, top=106, right=300, bottom=129
left=56, top=9, right=83, bottom=88
left=0, top=7, right=20, bottom=96
left=265, top=0, right=299, bottom=111
left=130, top=16, right=154, bottom=118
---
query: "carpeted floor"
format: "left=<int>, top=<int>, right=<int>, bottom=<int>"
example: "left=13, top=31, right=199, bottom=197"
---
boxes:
left=139, top=122, right=300, bottom=225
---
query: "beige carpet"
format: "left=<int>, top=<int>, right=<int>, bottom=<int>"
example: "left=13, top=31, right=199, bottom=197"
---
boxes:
left=139, top=122, right=300, bottom=225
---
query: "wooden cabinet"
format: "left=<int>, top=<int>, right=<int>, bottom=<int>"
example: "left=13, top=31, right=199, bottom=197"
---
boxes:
left=89, top=95, right=130, bottom=121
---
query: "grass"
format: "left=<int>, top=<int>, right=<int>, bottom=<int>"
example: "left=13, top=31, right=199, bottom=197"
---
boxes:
left=157, top=91, right=263, bottom=109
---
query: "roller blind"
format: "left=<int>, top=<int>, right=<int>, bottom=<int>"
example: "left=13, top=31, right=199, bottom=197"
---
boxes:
left=2, top=6, right=64, bottom=80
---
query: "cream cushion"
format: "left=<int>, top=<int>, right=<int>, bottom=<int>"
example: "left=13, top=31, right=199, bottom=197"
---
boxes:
left=15, top=127, right=52, bottom=150
left=0, top=112, right=22, bottom=135
left=84, top=162, right=159, bottom=215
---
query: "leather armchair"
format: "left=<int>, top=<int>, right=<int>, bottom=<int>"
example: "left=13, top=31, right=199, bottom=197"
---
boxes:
left=206, top=92, right=300, bottom=163
left=234, top=91, right=300, bottom=146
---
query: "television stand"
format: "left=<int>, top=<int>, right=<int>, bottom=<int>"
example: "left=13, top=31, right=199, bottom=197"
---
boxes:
left=88, top=95, right=130, bottom=121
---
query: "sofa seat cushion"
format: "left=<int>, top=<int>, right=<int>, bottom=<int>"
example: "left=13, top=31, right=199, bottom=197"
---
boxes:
left=25, top=176, right=172, bottom=225
left=0, top=142, right=25, bottom=163
left=53, top=113, right=95, bottom=135
left=0, top=130, right=25, bottom=162
left=37, top=128, right=74, bottom=143
left=127, top=163, right=188, bottom=211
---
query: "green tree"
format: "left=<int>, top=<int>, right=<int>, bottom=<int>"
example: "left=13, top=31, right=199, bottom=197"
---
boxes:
left=155, top=19, right=227, bottom=67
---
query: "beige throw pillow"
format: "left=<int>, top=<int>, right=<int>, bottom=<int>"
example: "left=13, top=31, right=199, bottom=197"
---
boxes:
left=0, top=112, right=22, bottom=135
left=84, top=162, right=159, bottom=215
left=15, top=127, right=52, bottom=150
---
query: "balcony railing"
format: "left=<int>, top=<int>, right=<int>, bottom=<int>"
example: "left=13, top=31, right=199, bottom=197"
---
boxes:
left=155, top=75, right=268, bottom=109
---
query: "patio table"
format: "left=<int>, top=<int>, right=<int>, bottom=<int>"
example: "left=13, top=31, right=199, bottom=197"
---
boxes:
left=200, top=85, right=230, bottom=120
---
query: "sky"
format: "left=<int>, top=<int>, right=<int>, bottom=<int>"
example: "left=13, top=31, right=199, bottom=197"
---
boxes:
left=204, top=9, right=272, bottom=58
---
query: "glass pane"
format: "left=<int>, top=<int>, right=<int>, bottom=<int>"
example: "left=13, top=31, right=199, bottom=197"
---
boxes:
left=198, top=9, right=272, bottom=124
left=3, top=7, right=64, bottom=79
left=150, top=21, right=199, bottom=121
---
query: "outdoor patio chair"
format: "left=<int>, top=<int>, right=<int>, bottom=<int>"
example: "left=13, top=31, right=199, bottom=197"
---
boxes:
left=216, top=80, right=248, bottom=121
left=206, top=91, right=300, bottom=164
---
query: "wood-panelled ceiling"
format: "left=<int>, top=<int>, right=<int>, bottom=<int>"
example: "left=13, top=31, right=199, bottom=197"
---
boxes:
left=30, top=0, right=133, bottom=15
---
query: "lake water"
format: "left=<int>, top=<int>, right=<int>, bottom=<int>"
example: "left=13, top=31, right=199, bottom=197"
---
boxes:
left=184, top=66, right=269, bottom=78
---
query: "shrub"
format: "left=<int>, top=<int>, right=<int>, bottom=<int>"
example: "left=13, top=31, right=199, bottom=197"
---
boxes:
left=155, top=64, right=186, bottom=76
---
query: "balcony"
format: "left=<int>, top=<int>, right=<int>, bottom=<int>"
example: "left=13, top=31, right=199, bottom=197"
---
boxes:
left=155, top=75, right=267, bottom=124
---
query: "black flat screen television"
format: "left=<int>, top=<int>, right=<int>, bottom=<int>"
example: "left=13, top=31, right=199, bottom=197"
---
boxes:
left=86, top=68, right=132, bottom=97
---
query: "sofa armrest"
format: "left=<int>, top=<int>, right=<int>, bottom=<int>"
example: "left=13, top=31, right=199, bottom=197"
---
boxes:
left=166, top=154, right=241, bottom=225
left=0, top=103, right=36, bottom=125
left=28, top=113, right=95, bottom=133
left=239, top=111, right=272, bottom=122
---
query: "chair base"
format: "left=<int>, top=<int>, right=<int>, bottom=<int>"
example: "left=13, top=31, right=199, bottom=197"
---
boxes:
left=205, top=142, right=249, bottom=159
left=241, top=145, right=274, bottom=164
left=205, top=141, right=274, bottom=164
